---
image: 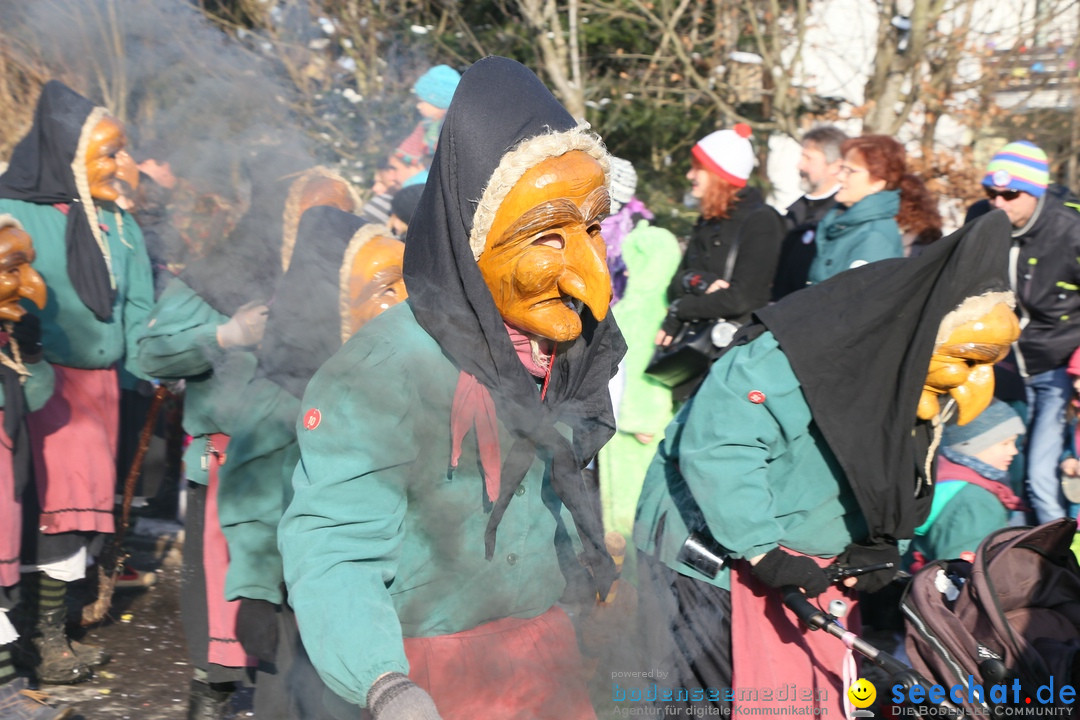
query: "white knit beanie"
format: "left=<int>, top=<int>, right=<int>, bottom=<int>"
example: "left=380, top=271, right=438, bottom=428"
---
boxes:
left=691, top=123, right=754, bottom=188
left=608, top=157, right=637, bottom=213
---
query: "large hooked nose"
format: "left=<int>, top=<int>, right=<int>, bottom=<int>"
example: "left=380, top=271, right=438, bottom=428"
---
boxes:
left=20, top=266, right=47, bottom=310
left=114, top=149, right=139, bottom=193
left=948, top=363, right=995, bottom=426
left=556, top=225, right=611, bottom=322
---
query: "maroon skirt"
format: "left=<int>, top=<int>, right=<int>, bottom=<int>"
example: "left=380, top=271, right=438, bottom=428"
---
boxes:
left=404, top=605, right=597, bottom=720
left=730, top=554, right=860, bottom=717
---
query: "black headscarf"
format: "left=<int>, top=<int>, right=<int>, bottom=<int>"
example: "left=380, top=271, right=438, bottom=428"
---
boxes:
left=752, top=209, right=1013, bottom=545
left=403, top=56, right=626, bottom=596
left=1, top=343, right=30, bottom=504
left=256, top=206, right=369, bottom=399
left=0, top=81, right=116, bottom=320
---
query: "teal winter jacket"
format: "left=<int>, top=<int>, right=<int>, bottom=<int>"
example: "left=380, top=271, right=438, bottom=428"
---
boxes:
left=135, top=277, right=258, bottom=486
left=0, top=199, right=154, bottom=379
left=807, top=189, right=902, bottom=285
left=278, top=302, right=584, bottom=706
left=633, top=331, right=866, bottom=589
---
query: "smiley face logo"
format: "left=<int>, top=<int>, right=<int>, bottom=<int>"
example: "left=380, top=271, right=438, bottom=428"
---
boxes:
left=848, top=678, right=876, bottom=708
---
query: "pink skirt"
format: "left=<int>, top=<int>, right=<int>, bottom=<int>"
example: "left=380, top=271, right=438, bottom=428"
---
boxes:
left=203, top=434, right=253, bottom=668
left=404, top=605, right=597, bottom=720
left=0, top=416, right=18, bottom=588
left=27, top=366, right=118, bottom=534
left=730, top=555, right=860, bottom=717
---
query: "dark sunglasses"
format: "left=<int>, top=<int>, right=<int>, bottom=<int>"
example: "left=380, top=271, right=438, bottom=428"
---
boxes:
left=985, top=187, right=1022, bottom=201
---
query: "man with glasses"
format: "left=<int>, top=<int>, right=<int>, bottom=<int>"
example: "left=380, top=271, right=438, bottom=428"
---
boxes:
left=772, top=125, right=848, bottom=300
left=967, top=140, right=1080, bottom=523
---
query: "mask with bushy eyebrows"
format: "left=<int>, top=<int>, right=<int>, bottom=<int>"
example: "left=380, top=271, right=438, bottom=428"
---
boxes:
left=476, top=150, right=611, bottom=342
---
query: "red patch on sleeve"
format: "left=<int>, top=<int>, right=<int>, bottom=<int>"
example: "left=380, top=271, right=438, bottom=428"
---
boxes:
left=303, top=408, right=322, bottom=430
left=747, top=390, right=766, bottom=404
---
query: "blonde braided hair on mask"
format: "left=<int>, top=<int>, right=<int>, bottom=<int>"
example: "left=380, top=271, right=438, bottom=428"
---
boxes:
left=71, top=106, right=117, bottom=291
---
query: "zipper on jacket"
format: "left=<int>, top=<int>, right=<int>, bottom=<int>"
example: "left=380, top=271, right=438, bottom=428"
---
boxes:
left=1008, top=242, right=1029, bottom=378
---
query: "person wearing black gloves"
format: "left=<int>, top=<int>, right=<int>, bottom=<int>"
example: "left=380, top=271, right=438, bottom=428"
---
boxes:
left=655, top=124, right=784, bottom=400
left=633, top=210, right=1020, bottom=717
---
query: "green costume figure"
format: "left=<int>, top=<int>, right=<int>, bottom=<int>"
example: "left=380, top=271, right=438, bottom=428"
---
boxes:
left=279, top=57, right=624, bottom=720
left=0, top=80, right=152, bottom=686
left=136, top=273, right=263, bottom=718
left=633, top=211, right=1018, bottom=717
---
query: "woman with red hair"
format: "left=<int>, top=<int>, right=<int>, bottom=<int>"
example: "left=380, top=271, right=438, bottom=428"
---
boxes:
left=656, top=124, right=784, bottom=397
left=808, top=134, right=937, bottom=283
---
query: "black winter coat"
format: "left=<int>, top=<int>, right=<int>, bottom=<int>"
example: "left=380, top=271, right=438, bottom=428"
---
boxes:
left=771, top=192, right=838, bottom=300
left=666, top=186, right=784, bottom=326
left=968, top=192, right=1080, bottom=376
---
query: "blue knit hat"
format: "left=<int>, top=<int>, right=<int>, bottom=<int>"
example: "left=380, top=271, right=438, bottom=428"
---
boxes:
left=982, top=140, right=1049, bottom=198
left=943, top=399, right=1025, bottom=456
left=413, top=65, right=461, bottom=109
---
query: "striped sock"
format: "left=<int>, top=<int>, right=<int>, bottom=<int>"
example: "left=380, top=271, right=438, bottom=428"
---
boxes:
left=36, top=574, right=67, bottom=615
left=0, top=643, right=16, bottom=685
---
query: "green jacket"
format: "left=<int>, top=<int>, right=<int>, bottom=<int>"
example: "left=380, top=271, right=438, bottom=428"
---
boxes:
left=807, top=189, right=902, bottom=285
left=0, top=356, right=55, bottom=412
left=633, top=331, right=865, bottom=589
left=217, top=375, right=298, bottom=604
left=0, top=199, right=154, bottom=379
left=278, top=302, right=583, bottom=706
left=909, top=483, right=1005, bottom=563
left=135, top=277, right=258, bottom=485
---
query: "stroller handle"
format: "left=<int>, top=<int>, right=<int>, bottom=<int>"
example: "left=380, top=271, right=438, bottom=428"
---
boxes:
left=780, top=586, right=961, bottom=715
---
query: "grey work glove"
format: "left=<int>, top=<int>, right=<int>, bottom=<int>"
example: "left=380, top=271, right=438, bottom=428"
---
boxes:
left=367, top=673, right=443, bottom=720
left=217, top=301, right=269, bottom=349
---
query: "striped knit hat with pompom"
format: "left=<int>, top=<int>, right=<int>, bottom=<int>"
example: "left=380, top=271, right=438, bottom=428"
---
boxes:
left=982, top=140, right=1049, bottom=198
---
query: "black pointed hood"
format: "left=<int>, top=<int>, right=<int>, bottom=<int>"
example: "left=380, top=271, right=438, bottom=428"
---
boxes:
left=257, top=206, right=380, bottom=399
left=0, top=81, right=117, bottom=320
left=754, top=210, right=1014, bottom=542
left=403, top=56, right=626, bottom=595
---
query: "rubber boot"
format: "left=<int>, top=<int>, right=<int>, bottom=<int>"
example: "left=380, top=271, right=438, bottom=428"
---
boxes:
left=186, top=678, right=233, bottom=720
left=0, top=676, right=74, bottom=719
left=23, top=609, right=90, bottom=685
left=67, top=639, right=109, bottom=669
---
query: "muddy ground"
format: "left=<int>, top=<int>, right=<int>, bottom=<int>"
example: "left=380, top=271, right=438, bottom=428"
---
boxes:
left=40, top=517, right=255, bottom=720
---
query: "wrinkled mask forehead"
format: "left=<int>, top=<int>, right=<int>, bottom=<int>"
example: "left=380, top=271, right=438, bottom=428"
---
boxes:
left=475, top=150, right=612, bottom=343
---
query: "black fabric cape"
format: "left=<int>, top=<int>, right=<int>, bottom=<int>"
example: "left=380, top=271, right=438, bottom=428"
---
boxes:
left=751, top=209, right=1013, bottom=544
left=402, top=56, right=626, bottom=596
left=256, top=205, right=367, bottom=399
left=179, top=148, right=309, bottom=317
left=0, top=81, right=116, bottom=320
left=1, top=354, right=29, bottom=502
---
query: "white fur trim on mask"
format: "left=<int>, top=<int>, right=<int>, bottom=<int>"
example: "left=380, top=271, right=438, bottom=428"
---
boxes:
left=935, top=290, right=1015, bottom=346
left=469, top=124, right=611, bottom=260
left=0, top=214, right=24, bottom=233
